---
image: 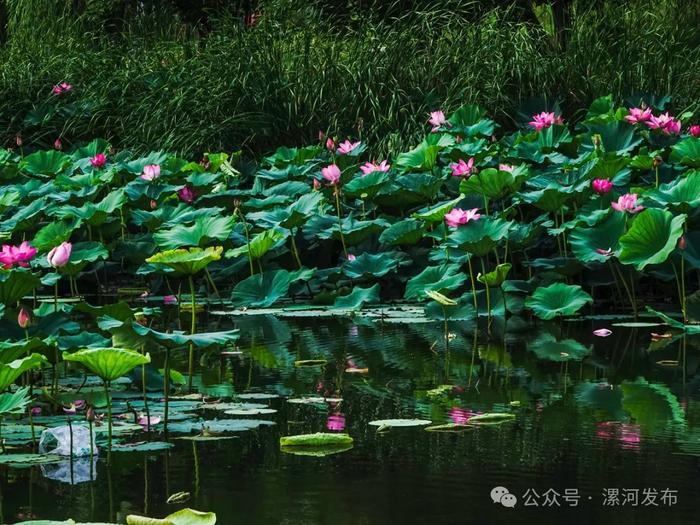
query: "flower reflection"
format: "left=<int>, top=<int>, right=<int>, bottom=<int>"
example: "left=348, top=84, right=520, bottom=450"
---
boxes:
left=596, top=421, right=641, bottom=450
left=449, top=407, right=479, bottom=425
left=327, top=413, right=346, bottom=431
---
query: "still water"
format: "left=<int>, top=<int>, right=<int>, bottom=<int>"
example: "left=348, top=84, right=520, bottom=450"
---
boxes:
left=2, top=313, right=699, bottom=524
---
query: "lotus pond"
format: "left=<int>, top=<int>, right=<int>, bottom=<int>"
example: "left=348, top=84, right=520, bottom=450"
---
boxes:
left=2, top=96, right=700, bottom=523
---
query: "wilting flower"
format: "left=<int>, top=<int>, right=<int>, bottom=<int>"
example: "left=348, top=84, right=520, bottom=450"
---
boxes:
left=326, top=413, right=346, bottom=431
left=54, top=138, right=62, bottom=150
left=89, top=153, right=107, bottom=169
left=321, top=164, right=341, bottom=185
left=164, top=295, right=178, bottom=305
left=529, top=111, right=563, bottom=131
left=624, top=107, right=652, bottom=125
left=690, top=125, right=700, bottom=138
left=337, top=140, right=361, bottom=155
left=52, top=82, right=72, bottom=95
left=17, top=308, right=31, bottom=329
left=593, top=328, right=612, bottom=337
left=498, top=163, right=514, bottom=172
left=141, top=164, right=161, bottom=181
left=647, top=112, right=681, bottom=135
left=360, top=160, right=390, bottom=175
left=178, top=185, right=196, bottom=203
left=592, top=178, right=613, bottom=194
left=444, top=207, right=480, bottom=228
left=450, top=158, right=475, bottom=177
left=611, top=193, right=643, bottom=214
left=47, top=242, right=72, bottom=268
left=428, top=110, right=448, bottom=132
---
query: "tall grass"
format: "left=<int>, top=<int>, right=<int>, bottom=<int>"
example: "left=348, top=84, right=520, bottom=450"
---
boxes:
left=0, top=0, right=699, bottom=157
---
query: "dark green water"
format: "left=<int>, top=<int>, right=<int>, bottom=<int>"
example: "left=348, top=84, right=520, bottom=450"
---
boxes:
left=2, top=314, right=699, bottom=524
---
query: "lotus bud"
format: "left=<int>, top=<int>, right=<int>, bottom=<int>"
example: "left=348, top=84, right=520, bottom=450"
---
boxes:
left=653, top=156, right=663, bottom=169
left=150, top=199, right=158, bottom=209
left=15, top=135, right=22, bottom=147
left=592, top=134, right=601, bottom=147
left=679, top=235, right=687, bottom=250
left=86, top=406, right=95, bottom=422
left=690, top=125, right=700, bottom=138
left=17, top=307, right=31, bottom=329
left=325, top=137, right=335, bottom=151
left=54, top=138, right=62, bottom=150
left=313, top=178, right=321, bottom=190
left=47, top=242, right=72, bottom=268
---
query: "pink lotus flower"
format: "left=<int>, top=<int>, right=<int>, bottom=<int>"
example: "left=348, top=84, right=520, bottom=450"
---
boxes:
left=611, top=193, right=643, bottom=214
left=325, top=137, right=335, bottom=151
left=178, top=186, right=196, bottom=203
left=337, top=140, right=361, bottom=155
left=624, top=107, right=652, bottom=125
left=17, top=308, right=31, bottom=329
left=450, top=158, right=475, bottom=177
left=592, top=178, right=613, bottom=194
left=326, top=412, right=346, bottom=431
left=164, top=295, right=178, bottom=305
left=63, top=400, right=85, bottom=415
left=428, top=110, right=448, bottom=132
left=593, top=328, right=612, bottom=337
left=52, top=82, right=72, bottom=95
left=359, top=160, right=390, bottom=175
left=595, top=248, right=614, bottom=257
left=444, top=208, right=480, bottom=228
left=89, top=153, right=107, bottom=169
left=347, top=253, right=356, bottom=261
left=47, top=242, right=72, bottom=268
left=690, top=125, right=700, bottom=138
left=0, top=241, right=37, bottom=268
left=528, top=111, right=563, bottom=131
left=498, top=164, right=514, bottom=172
left=321, top=164, right=341, bottom=185
left=0, top=245, right=13, bottom=268
left=31, top=407, right=42, bottom=416
left=138, top=415, right=161, bottom=428
left=54, top=138, right=62, bottom=150
left=141, top=164, right=161, bottom=181
left=647, top=112, right=681, bottom=135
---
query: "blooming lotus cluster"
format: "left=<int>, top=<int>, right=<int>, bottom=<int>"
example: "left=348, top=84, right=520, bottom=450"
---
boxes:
left=592, top=178, right=613, bottom=194
left=52, top=82, right=72, bottom=95
left=611, top=193, right=643, bottom=214
left=444, top=207, right=480, bottom=228
left=359, top=160, right=390, bottom=175
left=498, top=164, right=514, bottom=172
left=0, top=241, right=37, bottom=269
left=337, top=140, right=361, bottom=155
left=47, top=242, right=72, bottom=268
left=428, top=110, right=448, bottom=132
left=624, top=107, right=652, bottom=125
left=646, top=112, right=681, bottom=135
left=450, top=158, right=474, bottom=177
left=141, top=164, right=161, bottom=181
left=90, top=153, right=107, bottom=169
left=528, top=111, right=563, bottom=131
left=321, top=164, right=341, bottom=185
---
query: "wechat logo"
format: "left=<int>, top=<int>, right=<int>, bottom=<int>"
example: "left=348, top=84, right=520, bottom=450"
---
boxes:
left=491, top=486, right=517, bottom=508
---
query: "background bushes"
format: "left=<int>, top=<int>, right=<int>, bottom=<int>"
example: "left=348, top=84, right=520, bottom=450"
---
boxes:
left=0, top=0, right=699, bottom=157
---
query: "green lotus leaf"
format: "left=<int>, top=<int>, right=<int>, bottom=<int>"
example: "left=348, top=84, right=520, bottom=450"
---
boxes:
left=0, top=268, right=41, bottom=305
left=280, top=432, right=353, bottom=447
left=467, top=413, right=517, bottom=425
left=333, top=284, right=380, bottom=309
left=0, top=354, right=47, bottom=390
left=63, top=347, right=150, bottom=382
left=412, top=194, right=465, bottom=223
left=342, top=252, right=405, bottom=279
left=126, top=508, right=216, bottom=525
left=618, top=209, right=686, bottom=270
left=459, top=168, right=523, bottom=199
left=447, top=104, right=495, bottom=136
left=621, top=378, right=685, bottom=431
left=0, top=190, right=20, bottom=210
left=344, top=170, right=392, bottom=198
left=670, top=137, right=700, bottom=167
left=477, top=263, right=512, bottom=287
left=60, top=242, right=109, bottom=275
left=395, top=141, right=440, bottom=172
left=368, top=419, right=432, bottom=427
left=32, top=219, right=79, bottom=251
left=569, top=212, right=626, bottom=264
left=0, top=386, right=31, bottom=415
left=528, top=332, right=591, bottom=362
left=319, top=216, right=387, bottom=246
left=154, top=216, right=235, bottom=249
left=0, top=338, right=49, bottom=364
left=645, top=171, right=700, bottom=212
left=582, top=121, right=642, bottom=154
left=525, top=283, right=593, bottom=320
left=230, top=269, right=313, bottom=307
left=378, top=219, right=425, bottom=246
left=263, top=180, right=310, bottom=198
left=425, top=290, right=457, bottom=306
left=404, top=264, right=467, bottom=300
left=518, top=187, right=571, bottom=212
left=424, top=293, right=475, bottom=320
left=146, top=246, right=223, bottom=275
left=21, top=150, right=71, bottom=176
left=446, top=218, right=512, bottom=256
left=279, top=192, right=325, bottom=229
left=226, top=229, right=286, bottom=260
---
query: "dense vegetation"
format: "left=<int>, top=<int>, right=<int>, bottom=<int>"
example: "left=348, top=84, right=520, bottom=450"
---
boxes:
left=0, top=0, right=699, bottom=156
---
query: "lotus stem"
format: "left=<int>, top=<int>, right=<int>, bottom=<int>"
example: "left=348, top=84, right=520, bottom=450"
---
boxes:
left=290, top=228, right=303, bottom=269
left=104, top=380, right=112, bottom=463
left=68, top=417, right=74, bottom=484
left=236, top=208, right=255, bottom=277
left=672, top=262, right=686, bottom=322
left=141, top=359, right=151, bottom=434
left=467, top=256, right=478, bottom=313
left=187, top=275, right=197, bottom=391
left=54, top=282, right=58, bottom=312
left=613, top=262, right=637, bottom=318
left=89, top=417, right=94, bottom=480
left=655, top=166, right=659, bottom=188
left=204, top=267, right=223, bottom=305
left=334, top=188, right=348, bottom=259
left=480, top=258, right=492, bottom=323
left=164, top=347, right=170, bottom=435
left=0, top=418, right=4, bottom=453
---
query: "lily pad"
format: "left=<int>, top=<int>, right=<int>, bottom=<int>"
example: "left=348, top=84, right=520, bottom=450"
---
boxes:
left=368, top=419, right=432, bottom=427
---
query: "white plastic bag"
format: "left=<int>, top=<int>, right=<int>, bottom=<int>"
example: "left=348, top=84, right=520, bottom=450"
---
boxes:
left=38, top=424, right=98, bottom=457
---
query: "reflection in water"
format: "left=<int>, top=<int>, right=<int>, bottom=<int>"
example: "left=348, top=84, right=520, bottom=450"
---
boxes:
left=1, top=315, right=698, bottom=524
left=41, top=456, right=99, bottom=484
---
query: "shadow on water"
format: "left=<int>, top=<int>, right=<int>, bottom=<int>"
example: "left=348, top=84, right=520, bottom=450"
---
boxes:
left=2, top=314, right=699, bottom=524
